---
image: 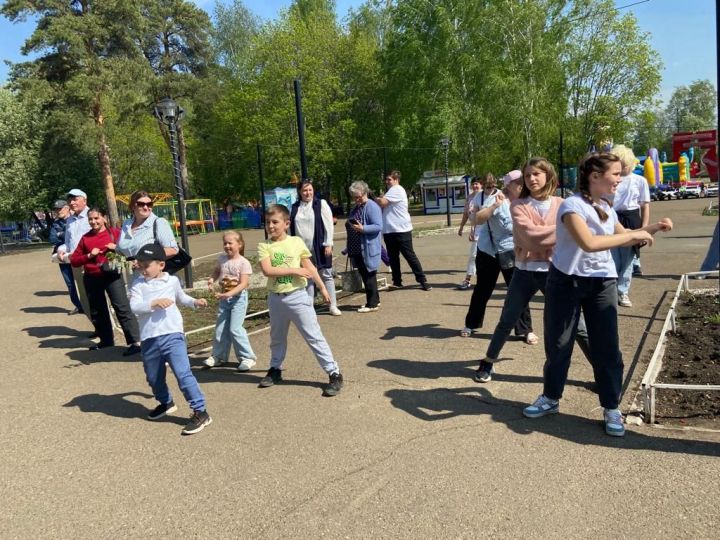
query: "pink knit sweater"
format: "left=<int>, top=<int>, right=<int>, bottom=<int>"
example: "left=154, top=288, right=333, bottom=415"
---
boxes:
left=510, top=196, right=563, bottom=265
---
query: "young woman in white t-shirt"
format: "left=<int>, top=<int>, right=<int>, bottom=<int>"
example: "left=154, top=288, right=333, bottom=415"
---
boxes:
left=523, top=153, right=672, bottom=437
left=474, top=158, right=592, bottom=383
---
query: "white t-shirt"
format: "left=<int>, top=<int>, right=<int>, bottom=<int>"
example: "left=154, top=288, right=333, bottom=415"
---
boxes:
left=553, top=194, right=618, bottom=278
left=611, top=173, right=650, bottom=211
left=382, top=184, right=413, bottom=233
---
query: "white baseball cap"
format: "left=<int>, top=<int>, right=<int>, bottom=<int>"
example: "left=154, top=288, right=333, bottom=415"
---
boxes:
left=66, top=188, right=87, bottom=199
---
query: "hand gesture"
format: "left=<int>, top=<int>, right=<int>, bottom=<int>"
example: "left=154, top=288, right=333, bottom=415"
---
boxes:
left=151, top=298, right=174, bottom=309
left=324, top=246, right=332, bottom=258
left=90, top=247, right=101, bottom=257
left=320, top=287, right=331, bottom=304
left=105, top=242, right=116, bottom=251
left=194, top=298, right=208, bottom=308
left=294, top=267, right=313, bottom=279
left=657, top=217, right=673, bottom=232
left=494, top=192, right=506, bottom=206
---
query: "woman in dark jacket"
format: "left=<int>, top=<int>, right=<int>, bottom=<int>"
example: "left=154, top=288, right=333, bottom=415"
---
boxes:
left=290, top=179, right=341, bottom=315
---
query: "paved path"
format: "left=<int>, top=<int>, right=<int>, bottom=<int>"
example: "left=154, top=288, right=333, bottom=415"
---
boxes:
left=1, top=198, right=718, bottom=538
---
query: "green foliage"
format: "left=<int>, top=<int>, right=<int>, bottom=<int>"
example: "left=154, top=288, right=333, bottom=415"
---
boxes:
left=665, top=79, right=718, bottom=132
left=0, top=88, right=46, bottom=219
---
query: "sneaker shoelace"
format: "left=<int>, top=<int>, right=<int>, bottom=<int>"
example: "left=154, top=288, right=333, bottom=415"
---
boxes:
left=605, top=409, right=623, bottom=426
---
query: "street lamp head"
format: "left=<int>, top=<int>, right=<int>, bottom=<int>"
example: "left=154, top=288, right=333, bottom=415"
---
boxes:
left=154, top=97, right=184, bottom=125
left=440, top=137, right=451, bottom=147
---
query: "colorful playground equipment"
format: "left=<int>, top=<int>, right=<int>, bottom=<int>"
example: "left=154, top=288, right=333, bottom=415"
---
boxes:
left=116, top=193, right=216, bottom=234
left=632, top=130, right=718, bottom=187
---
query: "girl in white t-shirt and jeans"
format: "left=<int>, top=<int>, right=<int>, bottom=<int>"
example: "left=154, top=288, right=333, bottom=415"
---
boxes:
left=523, top=153, right=672, bottom=437
left=203, top=230, right=257, bottom=371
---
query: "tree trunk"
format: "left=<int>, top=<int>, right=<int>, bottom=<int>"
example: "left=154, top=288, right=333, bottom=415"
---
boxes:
left=177, top=124, right=191, bottom=198
left=93, top=101, right=120, bottom=227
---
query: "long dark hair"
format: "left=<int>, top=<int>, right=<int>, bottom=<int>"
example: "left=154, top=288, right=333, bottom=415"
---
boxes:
left=576, top=153, right=620, bottom=222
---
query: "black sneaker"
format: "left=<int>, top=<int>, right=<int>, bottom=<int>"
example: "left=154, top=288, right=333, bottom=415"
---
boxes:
left=323, top=372, right=344, bottom=397
left=420, top=282, right=433, bottom=291
left=147, top=401, right=178, bottom=420
left=122, top=344, right=141, bottom=356
left=259, top=367, right=283, bottom=388
left=182, top=410, right=212, bottom=435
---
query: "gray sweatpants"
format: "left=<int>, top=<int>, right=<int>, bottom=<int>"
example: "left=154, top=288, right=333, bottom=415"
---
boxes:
left=268, top=289, right=339, bottom=374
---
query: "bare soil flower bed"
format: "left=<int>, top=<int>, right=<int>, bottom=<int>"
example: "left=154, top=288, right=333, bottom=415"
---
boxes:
left=654, top=290, right=720, bottom=428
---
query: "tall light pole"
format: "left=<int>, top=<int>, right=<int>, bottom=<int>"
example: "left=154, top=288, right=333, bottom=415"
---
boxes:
left=440, top=137, right=451, bottom=226
left=294, top=79, right=309, bottom=181
left=154, top=96, right=193, bottom=288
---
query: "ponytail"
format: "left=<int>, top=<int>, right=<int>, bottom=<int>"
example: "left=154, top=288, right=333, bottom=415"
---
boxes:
left=576, top=152, right=620, bottom=222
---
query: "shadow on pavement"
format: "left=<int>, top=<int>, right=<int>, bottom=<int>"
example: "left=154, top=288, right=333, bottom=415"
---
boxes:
left=64, top=391, right=185, bottom=426
left=192, top=367, right=327, bottom=392
left=24, top=325, right=95, bottom=350
left=65, top=348, right=142, bottom=365
left=386, top=386, right=720, bottom=457
left=21, top=306, right=69, bottom=314
left=34, top=290, right=68, bottom=297
left=368, top=357, right=595, bottom=392
left=379, top=324, right=483, bottom=340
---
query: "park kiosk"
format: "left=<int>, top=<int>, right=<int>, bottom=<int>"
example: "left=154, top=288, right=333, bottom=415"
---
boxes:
left=417, top=171, right=470, bottom=215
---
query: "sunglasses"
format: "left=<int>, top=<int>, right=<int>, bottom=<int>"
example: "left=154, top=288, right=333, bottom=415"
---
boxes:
left=136, top=201, right=154, bottom=208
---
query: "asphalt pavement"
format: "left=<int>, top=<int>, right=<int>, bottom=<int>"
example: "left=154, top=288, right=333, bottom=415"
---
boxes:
left=1, top=197, right=718, bottom=538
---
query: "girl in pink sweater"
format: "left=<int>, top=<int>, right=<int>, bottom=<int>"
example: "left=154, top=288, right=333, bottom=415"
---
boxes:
left=474, top=158, right=592, bottom=383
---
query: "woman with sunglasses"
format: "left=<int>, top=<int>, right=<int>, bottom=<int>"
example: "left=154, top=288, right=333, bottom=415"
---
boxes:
left=116, top=190, right=179, bottom=271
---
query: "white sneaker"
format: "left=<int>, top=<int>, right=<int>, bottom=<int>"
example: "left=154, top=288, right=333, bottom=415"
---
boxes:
left=358, top=306, right=379, bottom=313
left=329, top=306, right=342, bottom=316
left=237, top=358, right=256, bottom=372
left=618, top=293, right=632, bottom=307
left=203, top=356, right=226, bottom=368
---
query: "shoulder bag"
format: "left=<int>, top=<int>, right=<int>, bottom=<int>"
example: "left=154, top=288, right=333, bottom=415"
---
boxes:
left=482, top=191, right=515, bottom=270
left=153, top=219, right=192, bottom=274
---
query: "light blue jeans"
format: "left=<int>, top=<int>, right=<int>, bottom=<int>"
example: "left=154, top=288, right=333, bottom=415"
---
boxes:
left=700, top=221, right=719, bottom=271
left=212, top=290, right=256, bottom=362
left=268, top=289, right=338, bottom=374
left=142, top=332, right=206, bottom=412
left=611, top=246, right=634, bottom=295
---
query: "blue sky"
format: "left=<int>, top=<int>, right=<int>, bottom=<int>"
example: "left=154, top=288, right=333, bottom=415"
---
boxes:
left=0, top=0, right=716, bottom=105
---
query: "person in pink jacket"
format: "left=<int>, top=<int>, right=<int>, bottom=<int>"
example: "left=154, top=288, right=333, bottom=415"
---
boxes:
left=474, top=157, right=592, bottom=383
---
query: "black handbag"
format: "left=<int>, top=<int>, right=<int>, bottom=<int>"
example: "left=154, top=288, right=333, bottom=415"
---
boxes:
left=153, top=219, right=192, bottom=274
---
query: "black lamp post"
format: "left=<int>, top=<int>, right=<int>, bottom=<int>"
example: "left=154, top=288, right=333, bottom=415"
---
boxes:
left=154, top=96, right=193, bottom=288
left=440, top=137, right=451, bottom=226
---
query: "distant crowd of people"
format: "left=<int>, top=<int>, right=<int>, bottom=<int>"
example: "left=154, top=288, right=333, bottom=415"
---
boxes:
left=50, top=147, right=720, bottom=437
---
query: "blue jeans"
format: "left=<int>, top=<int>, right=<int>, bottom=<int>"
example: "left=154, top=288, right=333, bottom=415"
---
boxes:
left=142, top=333, right=206, bottom=412
left=211, top=291, right=256, bottom=362
left=484, top=269, right=591, bottom=362
left=268, top=289, right=338, bottom=374
left=59, top=263, right=83, bottom=312
left=611, top=246, right=634, bottom=295
left=700, top=221, right=720, bottom=271
left=543, top=266, right=623, bottom=409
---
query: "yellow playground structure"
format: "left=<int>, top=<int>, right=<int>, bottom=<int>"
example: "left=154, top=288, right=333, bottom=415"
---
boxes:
left=116, top=193, right=216, bottom=235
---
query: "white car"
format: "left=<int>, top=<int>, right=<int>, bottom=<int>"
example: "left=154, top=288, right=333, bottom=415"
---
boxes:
left=706, top=183, right=718, bottom=198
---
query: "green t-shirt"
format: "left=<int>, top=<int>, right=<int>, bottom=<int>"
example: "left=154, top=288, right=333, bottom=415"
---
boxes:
left=258, top=236, right=311, bottom=294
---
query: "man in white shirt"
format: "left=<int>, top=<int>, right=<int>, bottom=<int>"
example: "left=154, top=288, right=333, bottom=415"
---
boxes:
left=375, top=170, right=431, bottom=290
left=56, top=188, right=92, bottom=316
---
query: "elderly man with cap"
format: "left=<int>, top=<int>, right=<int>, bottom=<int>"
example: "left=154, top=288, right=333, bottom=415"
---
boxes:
left=56, top=188, right=91, bottom=317
left=49, top=199, right=83, bottom=314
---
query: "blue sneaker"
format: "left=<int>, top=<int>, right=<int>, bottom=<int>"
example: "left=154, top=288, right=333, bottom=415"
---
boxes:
left=604, top=408, right=625, bottom=437
left=523, top=395, right=559, bottom=418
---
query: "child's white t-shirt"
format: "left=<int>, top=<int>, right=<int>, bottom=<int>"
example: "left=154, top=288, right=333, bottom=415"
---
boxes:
left=553, top=194, right=618, bottom=278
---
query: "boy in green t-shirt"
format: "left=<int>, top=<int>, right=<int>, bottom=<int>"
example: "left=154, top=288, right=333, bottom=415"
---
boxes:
left=257, top=204, right=343, bottom=397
